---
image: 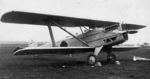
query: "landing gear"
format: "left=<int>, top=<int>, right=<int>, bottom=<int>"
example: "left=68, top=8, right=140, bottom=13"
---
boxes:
left=106, top=46, right=117, bottom=63
left=88, top=55, right=97, bottom=65
left=87, top=46, right=103, bottom=65
left=107, top=53, right=116, bottom=62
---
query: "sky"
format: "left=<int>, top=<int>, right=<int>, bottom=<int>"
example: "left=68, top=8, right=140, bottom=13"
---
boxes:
left=0, top=0, right=150, bottom=44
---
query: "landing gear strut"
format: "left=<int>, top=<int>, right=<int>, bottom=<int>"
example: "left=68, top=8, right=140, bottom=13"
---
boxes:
left=106, top=46, right=116, bottom=63
left=87, top=46, right=103, bottom=65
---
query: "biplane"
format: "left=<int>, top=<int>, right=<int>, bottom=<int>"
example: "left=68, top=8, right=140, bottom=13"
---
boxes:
left=1, top=11, right=146, bottom=65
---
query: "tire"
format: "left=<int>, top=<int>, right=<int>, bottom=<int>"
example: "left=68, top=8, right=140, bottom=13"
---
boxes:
left=107, top=54, right=116, bottom=62
left=88, top=55, right=97, bottom=65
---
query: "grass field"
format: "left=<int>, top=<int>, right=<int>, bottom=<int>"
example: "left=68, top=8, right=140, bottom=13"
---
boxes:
left=0, top=42, right=150, bottom=79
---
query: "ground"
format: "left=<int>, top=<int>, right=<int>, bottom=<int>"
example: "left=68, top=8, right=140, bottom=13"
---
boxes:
left=0, top=43, right=150, bottom=79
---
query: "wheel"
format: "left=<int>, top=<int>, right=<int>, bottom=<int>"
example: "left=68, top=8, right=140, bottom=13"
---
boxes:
left=88, top=55, right=97, bottom=65
left=107, top=54, right=116, bottom=62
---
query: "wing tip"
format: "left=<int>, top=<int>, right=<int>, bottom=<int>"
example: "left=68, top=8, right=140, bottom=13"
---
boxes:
left=123, top=23, right=146, bottom=30
left=1, top=11, right=23, bottom=22
left=1, top=11, right=14, bottom=22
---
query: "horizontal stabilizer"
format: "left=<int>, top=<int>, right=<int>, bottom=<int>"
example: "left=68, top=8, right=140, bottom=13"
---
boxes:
left=1, top=11, right=146, bottom=30
left=14, top=47, right=95, bottom=55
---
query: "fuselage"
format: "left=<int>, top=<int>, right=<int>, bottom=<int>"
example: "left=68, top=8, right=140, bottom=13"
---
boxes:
left=57, top=28, right=128, bottom=48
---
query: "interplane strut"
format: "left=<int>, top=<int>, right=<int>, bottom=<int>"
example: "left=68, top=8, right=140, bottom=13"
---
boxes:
left=47, top=24, right=56, bottom=47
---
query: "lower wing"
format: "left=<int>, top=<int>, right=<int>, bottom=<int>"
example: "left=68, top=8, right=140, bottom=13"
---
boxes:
left=14, top=47, right=95, bottom=55
left=112, top=46, right=140, bottom=52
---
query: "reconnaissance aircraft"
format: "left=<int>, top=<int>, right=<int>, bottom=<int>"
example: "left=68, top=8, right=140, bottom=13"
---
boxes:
left=1, top=11, right=146, bottom=65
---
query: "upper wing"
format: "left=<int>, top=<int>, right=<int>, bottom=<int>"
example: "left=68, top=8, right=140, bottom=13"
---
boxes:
left=14, top=47, right=95, bottom=55
left=1, top=11, right=145, bottom=30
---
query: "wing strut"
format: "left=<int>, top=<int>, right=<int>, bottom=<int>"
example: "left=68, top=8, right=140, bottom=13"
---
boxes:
left=53, top=22, right=89, bottom=46
left=47, top=24, right=56, bottom=47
